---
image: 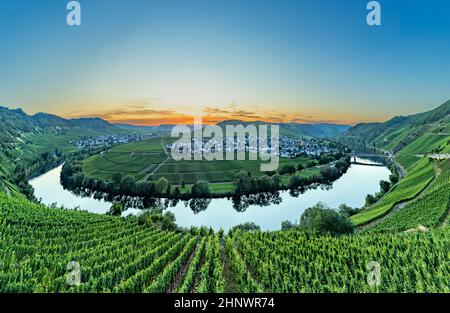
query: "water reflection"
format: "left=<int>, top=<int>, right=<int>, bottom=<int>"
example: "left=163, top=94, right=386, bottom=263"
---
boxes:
left=67, top=184, right=289, bottom=214
left=30, top=159, right=391, bottom=231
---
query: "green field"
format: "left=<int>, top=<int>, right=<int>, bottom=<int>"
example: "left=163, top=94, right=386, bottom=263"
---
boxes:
left=83, top=138, right=168, bottom=181
left=82, top=137, right=317, bottom=191
left=351, top=158, right=435, bottom=226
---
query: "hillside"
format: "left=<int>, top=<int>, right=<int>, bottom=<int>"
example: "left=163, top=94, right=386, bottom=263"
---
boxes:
left=340, top=100, right=450, bottom=228
left=0, top=106, right=130, bottom=197
left=338, top=100, right=450, bottom=153
left=116, top=120, right=350, bottom=138
left=0, top=103, right=449, bottom=293
left=0, top=193, right=448, bottom=293
left=217, top=120, right=350, bottom=138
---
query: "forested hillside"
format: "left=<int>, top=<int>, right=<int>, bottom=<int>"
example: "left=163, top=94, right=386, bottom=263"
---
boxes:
left=0, top=106, right=129, bottom=198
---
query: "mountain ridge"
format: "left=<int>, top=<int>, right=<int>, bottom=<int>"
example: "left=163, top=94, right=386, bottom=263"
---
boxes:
left=339, top=100, right=450, bottom=153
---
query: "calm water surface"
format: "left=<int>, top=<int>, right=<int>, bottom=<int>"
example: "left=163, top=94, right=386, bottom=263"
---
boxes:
left=29, top=158, right=390, bottom=231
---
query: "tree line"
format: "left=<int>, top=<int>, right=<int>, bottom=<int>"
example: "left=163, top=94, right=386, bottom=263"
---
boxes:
left=61, top=153, right=351, bottom=200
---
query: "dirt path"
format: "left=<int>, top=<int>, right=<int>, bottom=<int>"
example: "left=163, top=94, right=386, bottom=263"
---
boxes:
left=3, top=184, right=11, bottom=196
left=139, top=137, right=170, bottom=182
left=219, top=241, right=238, bottom=293
left=439, top=202, right=450, bottom=228
left=14, top=150, right=24, bottom=162
left=358, top=173, right=436, bottom=232
left=360, top=156, right=407, bottom=213
left=192, top=243, right=207, bottom=292
left=391, top=157, right=407, bottom=178
left=167, top=240, right=199, bottom=293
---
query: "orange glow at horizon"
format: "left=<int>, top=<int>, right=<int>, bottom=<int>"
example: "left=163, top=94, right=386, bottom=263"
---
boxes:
left=65, top=109, right=382, bottom=126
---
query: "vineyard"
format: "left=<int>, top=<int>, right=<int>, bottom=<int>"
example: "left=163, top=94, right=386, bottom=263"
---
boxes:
left=371, top=160, right=450, bottom=232
left=1, top=192, right=449, bottom=293
left=0, top=194, right=225, bottom=293
left=350, top=157, right=435, bottom=226
left=228, top=229, right=450, bottom=292
left=82, top=137, right=315, bottom=186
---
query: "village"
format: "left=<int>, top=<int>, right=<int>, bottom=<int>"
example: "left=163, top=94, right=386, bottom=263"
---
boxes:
left=167, top=135, right=336, bottom=159
left=70, top=133, right=155, bottom=150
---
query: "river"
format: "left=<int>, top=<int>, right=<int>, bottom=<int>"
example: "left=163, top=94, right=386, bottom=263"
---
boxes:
left=29, top=157, right=390, bottom=231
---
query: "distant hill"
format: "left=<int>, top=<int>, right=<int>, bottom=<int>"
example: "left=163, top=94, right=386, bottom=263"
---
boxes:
left=31, top=113, right=74, bottom=128
left=116, top=120, right=349, bottom=138
left=217, top=120, right=350, bottom=138
left=0, top=106, right=130, bottom=176
left=114, top=123, right=191, bottom=133
left=339, top=100, right=450, bottom=153
left=70, top=117, right=119, bottom=132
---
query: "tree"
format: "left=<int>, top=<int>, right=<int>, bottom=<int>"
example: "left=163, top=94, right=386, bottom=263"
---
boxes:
left=338, top=204, right=359, bottom=217
left=161, top=211, right=177, bottom=231
left=231, top=222, right=260, bottom=232
left=135, top=181, right=154, bottom=196
left=119, top=175, right=135, bottom=194
left=258, top=175, right=274, bottom=192
left=365, top=194, right=377, bottom=206
left=72, top=172, right=85, bottom=187
left=335, top=159, right=348, bottom=173
left=380, top=180, right=391, bottom=194
left=389, top=173, right=399, bottom=185
left=279, top=164, right=296, bottom=175
left=297, top=164, right=304, bottom=171
left=319, top=165, right=339, bottom=182
left=137, top=209, right=177, bottom=231
left=155, top=177, right=169, bottom=195
left=281, top=220, right=296, bottom=230
left=112, top=173, right=123, bottom=186
left=289, top=175, right=308, bottom=189
left=318, top=154, right=333, bottom=165
left=299, top=202, right=354, bottom=235
left=107, top=202, right=124, bottom=216
left=173, top=186, right=181, bottom=198
left=191, top=181, right=211, bottom=198
left=234, top=170, right=252, bottom=194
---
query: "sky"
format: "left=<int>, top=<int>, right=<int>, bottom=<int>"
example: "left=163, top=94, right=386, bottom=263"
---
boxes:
left=0, top=0, right=450, bottom=125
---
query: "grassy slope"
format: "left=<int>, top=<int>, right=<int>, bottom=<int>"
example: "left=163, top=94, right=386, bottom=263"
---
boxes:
left=351, top=158, right=435, bottom=226
left=373, top=126, right=414, bottom=151
left=397, top=133, right=449, bottom=155
left=83, top=138, right=167, bottom=181
left=371, top=160, right=450, bottom=232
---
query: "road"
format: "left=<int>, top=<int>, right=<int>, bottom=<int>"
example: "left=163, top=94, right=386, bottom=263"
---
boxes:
left=139, top=137, right=170, bottom=182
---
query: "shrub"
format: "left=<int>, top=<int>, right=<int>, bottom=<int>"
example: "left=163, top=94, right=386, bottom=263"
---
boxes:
left=299, top=202, right=354, bottom=235
left=231, top=222, right=261, bottom=232
left=191, top=181, right=211, bottom=197
left=279, top=164, right=296, bottom=175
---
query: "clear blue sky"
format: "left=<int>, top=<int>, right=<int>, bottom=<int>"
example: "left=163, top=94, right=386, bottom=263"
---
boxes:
left=0, top=0, right=449, bottom=125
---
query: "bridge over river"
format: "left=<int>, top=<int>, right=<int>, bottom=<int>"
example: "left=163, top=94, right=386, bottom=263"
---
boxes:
left=349, top=153, right=387, bottom=167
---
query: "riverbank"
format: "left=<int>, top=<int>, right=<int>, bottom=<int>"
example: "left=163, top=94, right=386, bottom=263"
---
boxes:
left=30, top=158, right=390, bottom=231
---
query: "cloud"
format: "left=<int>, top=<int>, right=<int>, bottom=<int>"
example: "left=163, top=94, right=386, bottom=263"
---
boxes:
left=65, top=100, right=358, bottom=126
